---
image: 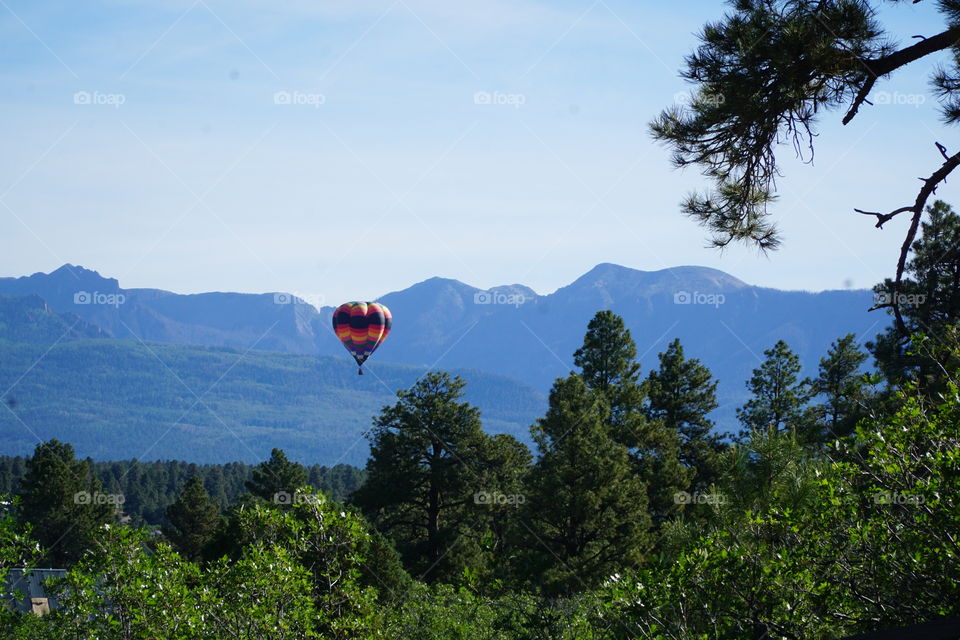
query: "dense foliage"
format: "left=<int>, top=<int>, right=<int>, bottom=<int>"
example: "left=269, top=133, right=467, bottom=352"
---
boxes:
left=3, top=328, right=959, bottom=637
left=7, top=205, right=960, bottom=636
left=0, top=455, right=364, bottom=526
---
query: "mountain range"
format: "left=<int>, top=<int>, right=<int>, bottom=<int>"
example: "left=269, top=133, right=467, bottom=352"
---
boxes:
left=0, top=263, right=887, bottom=464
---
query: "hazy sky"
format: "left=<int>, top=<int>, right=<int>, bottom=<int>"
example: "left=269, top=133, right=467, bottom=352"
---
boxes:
left=0, top=0, right=950, bottom=304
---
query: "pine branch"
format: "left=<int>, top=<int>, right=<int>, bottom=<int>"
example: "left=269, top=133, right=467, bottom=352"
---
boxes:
left=843, top=25, right=960, bottom=124
left=859, top=143, right=960, bottom=334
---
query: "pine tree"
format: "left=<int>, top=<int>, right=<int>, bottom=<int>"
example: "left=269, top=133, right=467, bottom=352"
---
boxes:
left=645, top=338, right=724, bottom=491
left=651, top=2, right=960, bottom=266
left=573, top=311, right=688, bottom=524
left=244, top=448, right=308, bottom=504
left=870, top=200, right=960, bottom=390
left=16, top=439, right=113, bottom=566
left=205, top=466, right=229, bottom=508
left=806, top=334, right=871, bottom=443
left=163, top=475, right=223, bottom=562
left=358, top=526, right=413, bottom=605
left=737, top=340, right=809, bottom=438
left=522, top=374, right=651, bottom=594
left=351, top=372, right=493, bottom=583
left=471, top=432, right=532, bottom=582
left=573, top=310, right=643, bottom=437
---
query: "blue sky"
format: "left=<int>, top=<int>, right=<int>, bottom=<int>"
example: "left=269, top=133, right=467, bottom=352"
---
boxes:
left=0, top=0, right=950, bottom=305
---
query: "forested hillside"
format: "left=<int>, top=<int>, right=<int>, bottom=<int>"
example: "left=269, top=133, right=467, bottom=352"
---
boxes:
left=0, top=303, right=546, bottom=465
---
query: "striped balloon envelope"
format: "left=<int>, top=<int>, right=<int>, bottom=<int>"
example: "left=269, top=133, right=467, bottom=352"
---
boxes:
left=332, top=302, right=392, bottom=374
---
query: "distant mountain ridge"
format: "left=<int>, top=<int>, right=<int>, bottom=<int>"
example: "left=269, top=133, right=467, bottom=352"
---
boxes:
left=0, top=263, right=886, bottom=433
left=0, top=265, right=324, bottom=354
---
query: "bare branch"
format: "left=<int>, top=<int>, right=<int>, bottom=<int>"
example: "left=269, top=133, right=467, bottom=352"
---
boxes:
left=843, top=25, right=960, bottom=125
left=865, top=144, right=960, bottom=335
left=854, top=206, right=913, bottom=228
left=843, top=77, right=877, bottom=125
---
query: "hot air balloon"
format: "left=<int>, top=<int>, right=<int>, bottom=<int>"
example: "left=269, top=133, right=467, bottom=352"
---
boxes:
left=332, top=301, right=392, bottom=374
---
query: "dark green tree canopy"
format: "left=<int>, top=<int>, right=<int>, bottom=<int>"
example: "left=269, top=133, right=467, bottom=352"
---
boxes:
left=352, top=371, right=524, bottom=583
left=737, top=340, right=809, bottom=437
left=572, top=310, right=651, bottom=445
left=524, top=374, right=651, bottom=594
left=645, top=338, right=719, bottom=442
left=244, top=448, right=308, bottom=504
left=573, top=310, right=640, bottom=395
left=870, top=200, right=960, bottom=384
left=163, top=475, right=222, bottom=562
left=806, top=333, right=871, bottom=441
left=572, top=312, right=688, bottom=524
left=16, top=439, right=113, bottom=566
left=645, top=338, right=724, bottom=489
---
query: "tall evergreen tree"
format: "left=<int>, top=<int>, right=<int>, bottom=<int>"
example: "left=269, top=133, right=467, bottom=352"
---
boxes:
left=573, top=311, right=688, bottom=524
left=351, top=372, right=498, bottom=583
left=870, top=200, right=960, bottom=389
left=16, top=439, right=113, bottom=566
left=471, top=432, right=531, bottom=581
left=522, top=374, right=651, bottom=594
left=737, top=340, right=809, bottom=438
left=805, top=334, right=871, bottom=443
left=244, top=448, right=307, bottom=504
left=163, top=475, right=223, bottom=562
left=573, top=310, right=643, bottom=437
left=645, top=338, right=725, bottom=490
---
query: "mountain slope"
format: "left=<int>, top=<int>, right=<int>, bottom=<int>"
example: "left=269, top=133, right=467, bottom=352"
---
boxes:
left=370, top=264, right=882, bottom=427
left=0, top=296, right=545, bottom=465
left=0, top=294, right=105, bottom=343
left=0, top=265, right=324, bottom=353
left=0, top=263, right=887, bottom=434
